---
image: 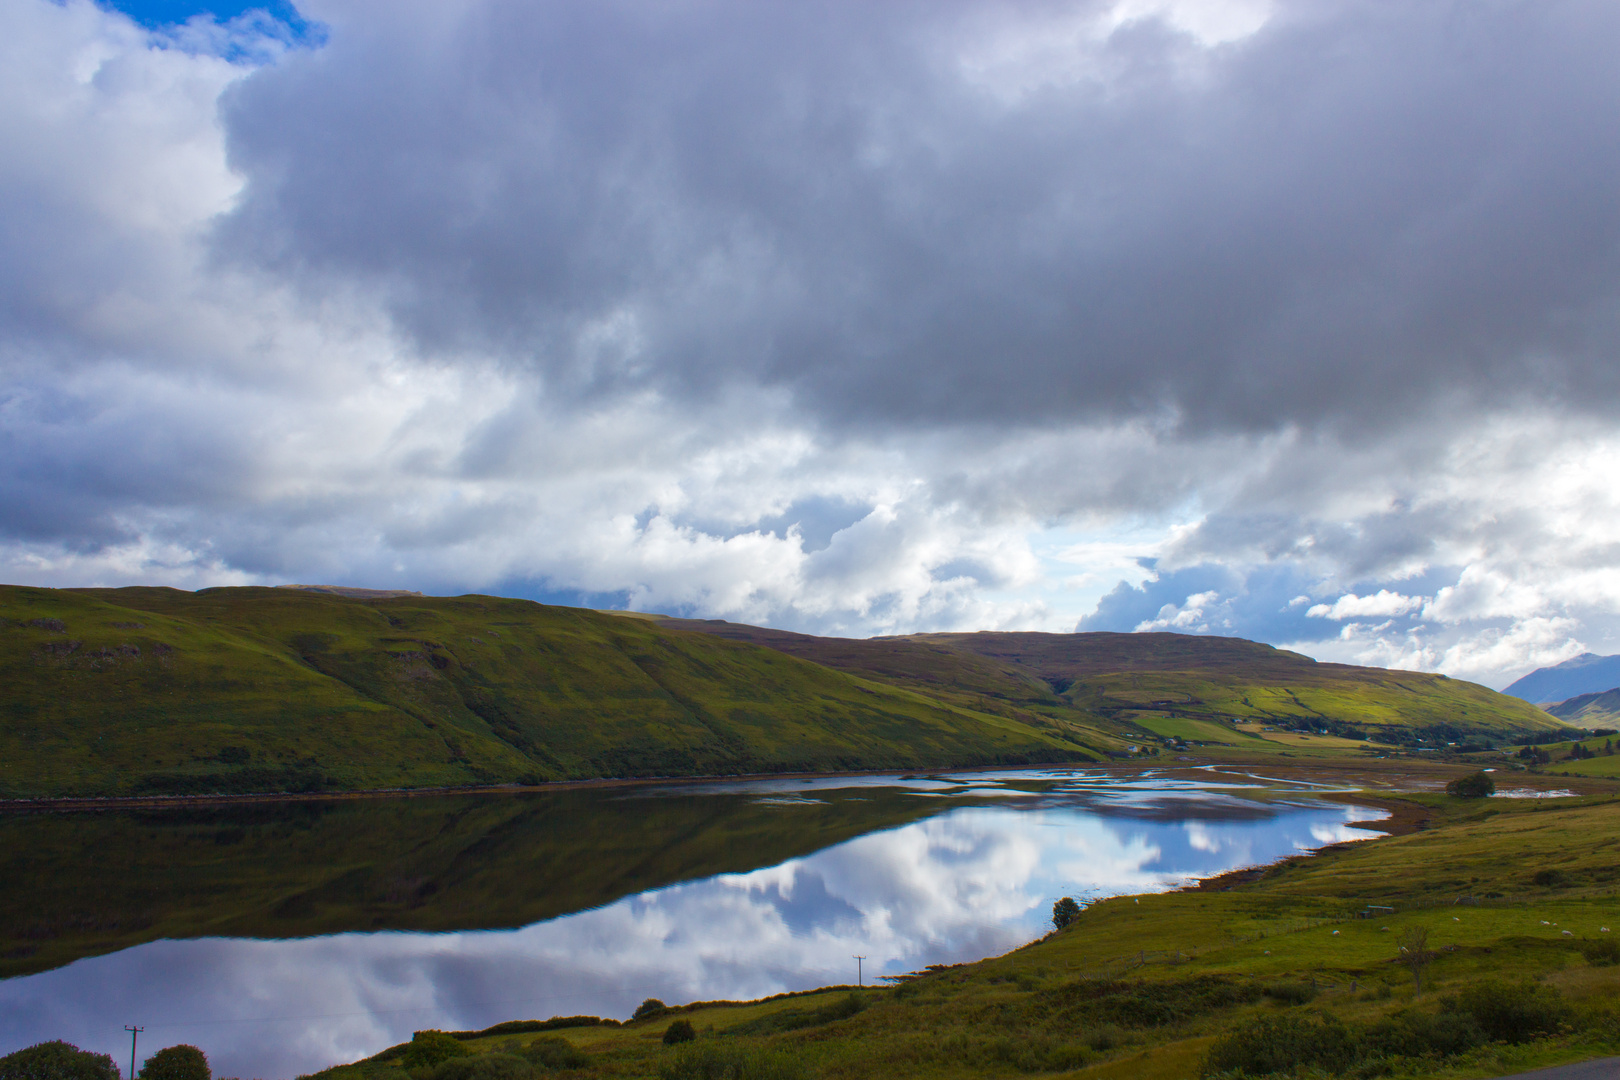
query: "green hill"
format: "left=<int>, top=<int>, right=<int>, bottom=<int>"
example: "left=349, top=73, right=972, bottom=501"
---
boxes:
left=1546, top=687, right=1620, bottom=727
left=0, top=585, right=1569, bottom=798
left=0, top=585, right=1084, bottom=799
left=656, top=620, right=1567, bottom=748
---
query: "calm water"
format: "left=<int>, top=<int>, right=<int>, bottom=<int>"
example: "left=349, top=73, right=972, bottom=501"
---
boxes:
left=0, top=768, right=1384, bottom=1078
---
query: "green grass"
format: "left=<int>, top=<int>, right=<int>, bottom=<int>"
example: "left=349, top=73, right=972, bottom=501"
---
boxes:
left=1546, top=689, right=1620, bottom=728
left=0, top=586, right=1087, bottom=798
left=300, top=781, right=1620, bottom=1080
left=1518, top=734, right=1620, bottom=778
left=663, top=622, right=1570, bottom=751
left=2, top=585, right=1571, bottom=798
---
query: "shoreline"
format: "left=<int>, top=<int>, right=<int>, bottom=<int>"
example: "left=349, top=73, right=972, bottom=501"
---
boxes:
left=4, top=754, right=1587, bottom=815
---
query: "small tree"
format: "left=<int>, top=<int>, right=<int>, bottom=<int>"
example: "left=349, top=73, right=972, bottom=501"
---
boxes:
left=399, top=1032, right=470, bottom=1070
left=633, top=998, right=668, bottom=1021
left=1399, top=926, right=1433, bottom=994
left=138, top=1046, right=208, bottom=1080
left=1445, top=771, right=1495, bottom=798
left=1052, top=897, right=1081, bottom=930
left=0, top=1040, right=120, bottom=1080
left=662, top=1020, right=696, bottom=1046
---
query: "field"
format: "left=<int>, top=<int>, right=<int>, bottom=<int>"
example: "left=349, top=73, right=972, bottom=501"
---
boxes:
left=300, top=770, right=1620, bottom=1080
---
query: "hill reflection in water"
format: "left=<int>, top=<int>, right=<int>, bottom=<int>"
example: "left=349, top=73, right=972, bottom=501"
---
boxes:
left=0, top=769, right=1384, bottom=1079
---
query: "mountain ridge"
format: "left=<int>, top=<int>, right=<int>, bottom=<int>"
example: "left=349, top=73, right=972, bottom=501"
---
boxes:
left=1504, top=652, right=1620, bottom=704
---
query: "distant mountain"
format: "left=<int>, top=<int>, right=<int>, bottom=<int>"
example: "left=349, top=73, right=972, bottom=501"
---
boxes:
left=1503, top=653, right=1620, bottom=704
left=1545, top=687, right=1620, bottom=728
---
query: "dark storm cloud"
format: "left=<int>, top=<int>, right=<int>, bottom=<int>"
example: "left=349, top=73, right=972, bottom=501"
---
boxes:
left=216, top=0, right=1620, bottom=435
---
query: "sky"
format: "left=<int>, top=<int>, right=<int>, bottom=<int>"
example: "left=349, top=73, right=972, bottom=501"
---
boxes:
left=5, top=0, right=1620, bottom=688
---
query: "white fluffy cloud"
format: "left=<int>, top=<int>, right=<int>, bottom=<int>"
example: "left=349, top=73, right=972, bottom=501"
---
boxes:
left=5, top=0, right=1620, bottom=683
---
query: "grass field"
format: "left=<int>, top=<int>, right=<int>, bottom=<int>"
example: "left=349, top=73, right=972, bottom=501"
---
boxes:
left=298, top=775, right=1620, bottom=1080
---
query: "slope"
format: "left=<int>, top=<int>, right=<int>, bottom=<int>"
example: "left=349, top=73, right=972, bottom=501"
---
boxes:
left=657, top=621, right=1568, bottom=747
left=1505, top=652, right=1620, bottom=703
left=1545, top=687, right=1620, bottom=728
left=0, top=586, right=1083, bottom=799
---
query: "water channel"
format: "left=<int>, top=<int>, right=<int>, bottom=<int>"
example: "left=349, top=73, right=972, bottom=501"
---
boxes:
left=0, top=768, right=1386, bottom=1078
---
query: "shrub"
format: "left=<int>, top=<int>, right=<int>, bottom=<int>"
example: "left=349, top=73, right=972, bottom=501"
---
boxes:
left=519, top=1037, right=588, bottom=1071
left=658, top=1043, right=806, bottom=1080
left=1262, top=980, right=1319, bottom=1005
left=662, top=1021, right=696, bottom=1047
left=1445, top=771, right=1495, bottom=798
left=0, top=1041, right=120, bottom=1080
left=1581, top=939, right=1620, bottom=966
left=1453, top=980, right=1570, bottom=1043
left=1203, top=1015, right=1359, bottom=1077
left=1533, top=868, right=1570, bottom=888
left=430, top=1055, right=531, bottom=1080
left=139, top=1047, right=209, bottom=1080
left=1052, top=897, right=1081, bottom=930
left=1365, top=1010, right=1484, bottom=1058
left=400, top=1033, right=471, bottom=1070
left=634, top=999, right=669, bottom=1021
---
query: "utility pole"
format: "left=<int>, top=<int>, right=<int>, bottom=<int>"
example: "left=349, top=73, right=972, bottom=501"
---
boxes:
left=852, top=955, right=866, bottom=987
left=124, top=1026, right=144, bottom=1080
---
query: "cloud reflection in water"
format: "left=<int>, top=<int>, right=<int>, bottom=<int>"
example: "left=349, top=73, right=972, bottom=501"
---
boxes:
left=0, top=786, right=1382, bottom=1078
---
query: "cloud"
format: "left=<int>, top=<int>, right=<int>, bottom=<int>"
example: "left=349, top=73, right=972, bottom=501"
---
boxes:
left=211, top=0, right=1620, bottom=435
left=1307, top=590, right=1423, bottom=620
left=0, top=789, right=1381, bottom=1077
left=4, top=0, right=1620, bottom=684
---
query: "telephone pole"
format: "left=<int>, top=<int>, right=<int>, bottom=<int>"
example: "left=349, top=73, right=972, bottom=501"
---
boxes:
left=124, top=1026, right=144, bottom=1080
left=852, top=955, right=866, bottom=987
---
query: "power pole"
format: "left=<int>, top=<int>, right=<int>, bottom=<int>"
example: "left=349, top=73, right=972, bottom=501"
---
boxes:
left=124, top=1026, right=144, bottom=1080
left=853, top=955, right=866, bottom=987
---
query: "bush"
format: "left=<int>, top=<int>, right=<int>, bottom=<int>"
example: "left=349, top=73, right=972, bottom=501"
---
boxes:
left=1052, top=897, right=1081, bottom=930
left=139, top=1047, right=208, bottom=1080
left=1262, top=980, right=1319, bottom=1005
left=400, top=1033, right=471, bottom=1070
left=1445, top=771, right=1495, bottom=798
left=429, top=1056, right=531, bottom=1080
left=658, top=1043, right=806, bottom=1080
left=518, top=1037, right=588, bottom=1071
left=634, top=999, right=669, bottom=1021
left=1365, top=1010, right=1484, bottom=1058
left=662, top=1021, right=696, bottom=1047
left=1581, top=939, right=1620, bottom=966
left=1533, top=868, right=1570, bottom=888
left=0, top=1041, right=120, bottom=1080
left=1203, top=1015, right=1359, bottom=1077
left=1453, top=980, right=1569, bottom=1043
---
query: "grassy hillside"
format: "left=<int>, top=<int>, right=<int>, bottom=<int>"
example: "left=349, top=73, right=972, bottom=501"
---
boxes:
left=0, top=586, right=1084, bottom=798
left=305, top=781, right=1620, bottom=1080
left=1548, top=688, right=1620, bottom=728
left=657, top=621, right=1568, bottom=749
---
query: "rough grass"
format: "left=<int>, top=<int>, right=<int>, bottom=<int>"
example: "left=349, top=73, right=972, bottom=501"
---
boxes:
left=0, top=585, right=1084, bottom=799
left=661, top=621, right=1569, bottom=752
